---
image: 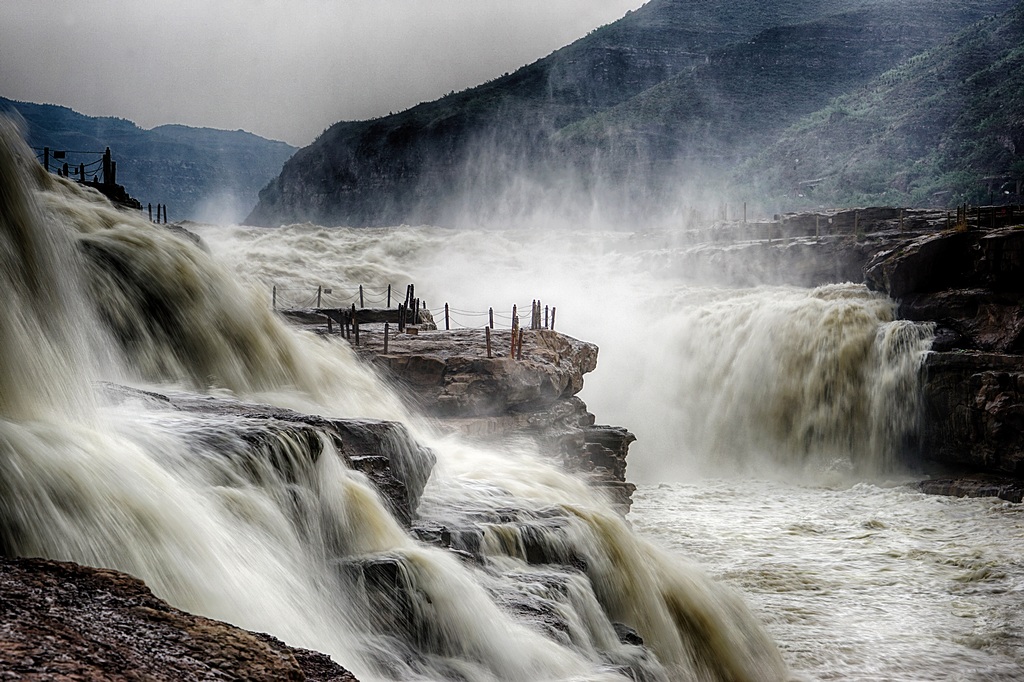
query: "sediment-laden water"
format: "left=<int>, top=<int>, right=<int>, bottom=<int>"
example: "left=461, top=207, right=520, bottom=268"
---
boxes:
left=0, top=120, right=787, bottom=681
left=632, top=480, right=1024, bottom=681
left=201, top=220, right=1024, bottom=679
left=3, top=116, right=1019, bottom=680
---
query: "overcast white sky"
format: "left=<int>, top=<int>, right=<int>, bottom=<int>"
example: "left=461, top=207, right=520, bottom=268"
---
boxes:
left=0, top=0, right=647, bottom=147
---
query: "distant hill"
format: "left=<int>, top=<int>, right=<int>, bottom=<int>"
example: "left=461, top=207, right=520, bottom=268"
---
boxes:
left=743, top=3, right=1024, bottom=209
left=246, top=0, right=1017, bottom=227
left=0, top=98, right=296, bottom=223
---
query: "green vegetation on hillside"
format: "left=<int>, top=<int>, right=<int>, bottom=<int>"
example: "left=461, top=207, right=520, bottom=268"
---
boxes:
left=744, top=3, right=1024, bottom=208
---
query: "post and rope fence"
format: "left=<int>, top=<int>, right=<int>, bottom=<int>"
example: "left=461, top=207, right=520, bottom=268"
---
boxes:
left=33, top=145, right=160, bottom=217
left=270, top=282, right=562, bottom=360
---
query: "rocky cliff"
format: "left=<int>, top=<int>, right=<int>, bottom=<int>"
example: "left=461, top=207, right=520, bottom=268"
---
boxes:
left=354, top=327, right=636, bottom=512
left=0, top=557, right=358, bottom=681
left=863, top=222, right=1024, bottom=495
left=673, top=204, right=1024, bottom=499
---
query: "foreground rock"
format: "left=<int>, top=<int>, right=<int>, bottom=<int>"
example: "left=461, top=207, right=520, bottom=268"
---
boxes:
left=101, top=383, right=435, bottom=526
left=0, top=557, right=357, bottom=681
left=352, top=327, right=637, bottom=512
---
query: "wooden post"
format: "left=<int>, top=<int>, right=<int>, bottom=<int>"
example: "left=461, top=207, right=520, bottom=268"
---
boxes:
left=148, top=203, right=153, bottom=222
left=352, top=304, right=359, bottom=345
left=384, top=323, right=390, bottom=353
left=512, top=304, right=517, bottom=329
left=102, top=148, right=112, bottom=185
left=110, top=160, right=117, bottom=186
left=517, top=329, right=524, bottom=361
left=272, top=285, right=277, bottom=310
left=545, top=305, right=549, bottom=329
left=444, top=302, right=450, bottom=330
left=387, top=284, right=391, bottom=308
left=43, top=147, right=49, bottom=172
left=409, top=284, right=415, bottom=308
left=398, top=304, right=405, bottom=332
left=359, top=285, right=364, bottom=309
left=489, top=307, right=494, bottom=329
left=485, top=326, right=492, bottom=358
left=510, top=323, right=517, bottom=358
left=551, top=307, right=556, bottom=331
left=317, top=285, right=322, bottom=309
left=327, top=314, right=333, bottom=334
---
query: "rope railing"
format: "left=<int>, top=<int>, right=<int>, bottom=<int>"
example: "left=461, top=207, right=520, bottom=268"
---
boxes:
left=272, top=283, right=558, bottom=335
left=274, top=282, right=559, bottom=362
left=271, top=284, right=400, bottom=310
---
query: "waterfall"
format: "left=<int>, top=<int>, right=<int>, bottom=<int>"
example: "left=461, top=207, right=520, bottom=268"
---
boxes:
left=0, top=119, right=789, bottom=680
left=638, top=284, right=935, bottom=479
left=202, top=224, right=935, bottom=483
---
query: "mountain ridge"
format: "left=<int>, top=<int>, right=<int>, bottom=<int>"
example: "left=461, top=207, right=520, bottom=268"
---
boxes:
left=247, top=0, right=1018, bottom=227
left=0, top=97, right=296, bottom=223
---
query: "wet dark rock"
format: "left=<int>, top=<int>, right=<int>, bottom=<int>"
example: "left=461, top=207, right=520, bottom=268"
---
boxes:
left=100, top=383, right=435, bottom=526
left=920, top=353, right=1024, bottom=476
left=915, top=474, right=1024, bottom=503
left=866, top=226, right=1024, bottom=299
left=857, top=221, right=1024, bottom=490
left=0, top=557, right=358, bottom=681
left=898, top=289, right=1024, bottom=353
left=614, top=622, right=645, bottom=646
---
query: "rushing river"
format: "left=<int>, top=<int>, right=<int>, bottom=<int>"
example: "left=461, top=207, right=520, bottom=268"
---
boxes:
left=3, top=117, right=1023, bottom=680
left=631, top=480, right=1024, bottom=680
left=200, top=219, right=1024, bottom=679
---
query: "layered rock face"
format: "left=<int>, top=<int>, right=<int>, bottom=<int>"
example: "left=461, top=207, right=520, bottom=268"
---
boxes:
left=0, top=557, right=358, bottom=681
left=353, top=327, right=637, bottom=512
left=864, top=224, right=1024, bottom=486
left=657, top=205, right=1024, bottom=498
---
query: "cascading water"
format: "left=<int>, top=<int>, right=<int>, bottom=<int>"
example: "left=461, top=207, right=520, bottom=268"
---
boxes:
left=203, top=223, right=935, bottom=484
left=0, top=118, right=791, bottom=681
left=192, top=220, right=1024, bottom=682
